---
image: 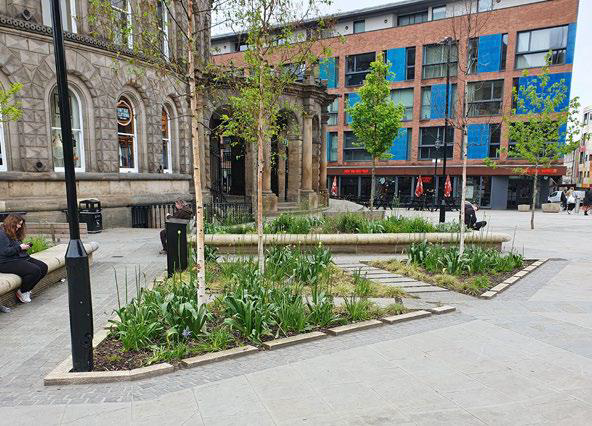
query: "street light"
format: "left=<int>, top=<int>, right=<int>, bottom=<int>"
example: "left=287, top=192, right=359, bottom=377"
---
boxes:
left=50, top=0, right=94, bottom=372
left=438, top=36, right=453, bottom=223
left=433, top=137, right=442, bottom=209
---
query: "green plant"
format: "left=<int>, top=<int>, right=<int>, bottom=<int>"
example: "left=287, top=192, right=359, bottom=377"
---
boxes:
left=24, top=236, right=50, bottom=254
left=272, top=287, right=309, bottom=334
left=408, top=240, right=430, bottom=265
left=306, top=282, right=336, bottom=327
left=147, top=341, right=189, bottom=365
left=223, top=295, right=273, bottom=344
left=342, top=295, right=372, bottom=322
left=352, top=269, right=372, bottom=297
left=109, top=300, right=163, bottom=351
left=196, top=326, right=234, bottom=352
left=205, top=245, right=219, bottom=262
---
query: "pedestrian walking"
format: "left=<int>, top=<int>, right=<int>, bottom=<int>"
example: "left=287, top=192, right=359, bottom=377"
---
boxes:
left=0, top=214, right=48, bottom=304
left=566, top=189, right=576, bottom=214
left=561, top=189, right=567, bottom=211
left=583, top=188, right=592, bottom=216
left=160, top=199, right=193, bottom=254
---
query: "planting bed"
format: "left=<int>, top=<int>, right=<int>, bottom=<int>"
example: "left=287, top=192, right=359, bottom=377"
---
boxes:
left=369, top=242, right=533, bottom=297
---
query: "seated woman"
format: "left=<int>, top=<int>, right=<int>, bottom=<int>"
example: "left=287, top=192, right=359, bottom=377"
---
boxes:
left=0, top=214, right=48, bottom=304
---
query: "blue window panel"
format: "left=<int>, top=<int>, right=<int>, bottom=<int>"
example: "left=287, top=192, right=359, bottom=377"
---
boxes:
left=429, top=84, right=455, bottom=119
left=326, top=132, right=331, bottom=159
left=386, top=48, right=406, bottom=82
left=390, top=128, right=408, bottom=160
left=477, top=34, right=502, bottom=73
left=319, top=58, right=337, bottom=89
left=467, top=124, right=490, bottom=159
left=567, top=23, right=577, bottom=64
left=346, top=92, right=360, bottom=124
left=558, top=123, right=567, bottom=144
left=517, top=72, right=572, bottom=114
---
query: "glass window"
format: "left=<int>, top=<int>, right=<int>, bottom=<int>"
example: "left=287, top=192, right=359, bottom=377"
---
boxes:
left=419, top=127, right=453, bottom=160
left=516, top=26, right=568, bottom=69
left=161, top=108, right=172, bottom=173
left=328, top=132, right=338, bottom=162
left=398, top=11, right=428, bottom=27
left=467, top=38, right=479, bottom=74
left=157, top=1, right=169, bottom=60
left=345, top=52, right=375, bottom=86
left=327, top=98, right=338, bottom=126
left=51, top=88, right=85, bottom=172
left=117, top=97, right=137, bottom=172
left=500, top=33, right=508, bottom=71
left=406, top=47, right=416, bottom=80
left=353, top=20, right=365, bottom=34
left=467, top=80, right=504, bottom=117
left=478, top=0, right=493, bottom=12
left=422, top=43, right=458, bottom=79
left=391, top=88, right=414, bottom=121
left=284, top=63, right=306, bottom=82
left=111, top=0, right=132, bottom=48
left=344, top=131, right=372, bottom=161
left=42, top=0, right=77, bottom=33
left=432, top=6, right=446, bottom=21
left=420, top=87, right=431, bottom=120
left=488, top=124, right=501, bottom=158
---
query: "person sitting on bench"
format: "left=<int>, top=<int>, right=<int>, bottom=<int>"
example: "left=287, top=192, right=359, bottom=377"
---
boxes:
left=464, top=202, right=487, bottom=231
left=160, top=199, right=193, bottom=254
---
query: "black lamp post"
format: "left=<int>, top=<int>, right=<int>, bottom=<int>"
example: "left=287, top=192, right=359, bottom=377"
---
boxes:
left=439, top=36, right=453, bottom=224
left=50, top=0, right=94, bottom=372
left=434, top=137, right=441, bottom=209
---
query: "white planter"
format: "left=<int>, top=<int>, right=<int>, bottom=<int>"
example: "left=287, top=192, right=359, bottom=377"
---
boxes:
left=518, top=204, right=531, bottom=212
left=542, top=203, right=560, bottom=213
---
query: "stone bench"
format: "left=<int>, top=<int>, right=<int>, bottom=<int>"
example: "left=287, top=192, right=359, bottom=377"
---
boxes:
left=0, top=222, right=88, bottom=243
left=542, top=203, right=560, bottom=213
left=194, top=232, right=511, bottom=254
left=0, top=242, right=99, bottom=307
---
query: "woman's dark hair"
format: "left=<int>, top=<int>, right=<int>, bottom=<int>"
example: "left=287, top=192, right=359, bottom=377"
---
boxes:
left=2, top=214, right=26, bottom=241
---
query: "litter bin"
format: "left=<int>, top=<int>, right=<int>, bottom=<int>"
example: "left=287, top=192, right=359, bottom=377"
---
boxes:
left=78, top=199, right=103, bottom=233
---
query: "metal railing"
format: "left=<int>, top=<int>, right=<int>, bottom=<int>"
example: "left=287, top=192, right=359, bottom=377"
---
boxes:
left=131, top=201, right=253, bottom=228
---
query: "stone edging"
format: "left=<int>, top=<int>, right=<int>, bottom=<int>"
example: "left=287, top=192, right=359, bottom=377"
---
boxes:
left=44, top=306, right=456, bottom=386
left=480, top=258, right=548, bottom=299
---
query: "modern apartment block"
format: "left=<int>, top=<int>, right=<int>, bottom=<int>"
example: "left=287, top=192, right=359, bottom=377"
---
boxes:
left=565, top=106, right=592, bottom=188
left=212, top=0, right=579, bottom=209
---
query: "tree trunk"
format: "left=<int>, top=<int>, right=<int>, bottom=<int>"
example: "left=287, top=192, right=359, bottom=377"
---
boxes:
left=370, top=157, right=376, bottom=210
left=459, top=127, right=468, bottom=255
left=531, top=168, right=538, bottom=230
left=187, top=0, right=206, bottom=305
left=257, top=70, right=265, bottom=274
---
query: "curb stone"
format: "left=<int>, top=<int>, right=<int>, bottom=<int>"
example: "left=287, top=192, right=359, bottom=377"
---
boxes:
left=182, top=346, right=259, bottom=368
left=326, top=319, right=383, bottom=336
left=262, top=331, right=327, bottom=350
left=381, top=310, right=431, bottom=324
left=480, top=258, right=548, bottom=300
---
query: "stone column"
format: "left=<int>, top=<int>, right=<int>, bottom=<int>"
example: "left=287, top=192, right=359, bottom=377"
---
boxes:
left=262, top=138, right=278, bottom=213
left=287, top=138, right=302, bottom=202
left=300, top=111, right=318, bottom=209
left=319, top=113, right=329, bottom=207
left=278, top=143, right=286, bottom=202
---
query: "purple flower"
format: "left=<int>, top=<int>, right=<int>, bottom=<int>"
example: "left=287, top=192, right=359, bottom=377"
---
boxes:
left=182, top=327, right=192, bottom=339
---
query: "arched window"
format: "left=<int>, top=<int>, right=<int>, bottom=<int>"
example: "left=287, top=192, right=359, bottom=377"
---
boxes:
left=161, top=107, right=172, bottom=173
left=117, top=97, right=138, bottom=172
left=51, top=88, right=85, bottom=172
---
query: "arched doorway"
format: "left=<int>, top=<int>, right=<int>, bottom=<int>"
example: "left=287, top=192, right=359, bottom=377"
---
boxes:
left=209, top=107, right=246, bottom=200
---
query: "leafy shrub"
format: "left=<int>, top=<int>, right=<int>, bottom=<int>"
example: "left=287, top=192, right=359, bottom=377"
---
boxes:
left=342, top=295, right=372, bottom=322
left=272, top=287, right=309, bottom=334
left=306, top=282, right=336, bottom=327
left=223, top=294, right=274, bottom=344
left=265, top=214, right=318, bottom=234
left=352, top=269, right=372, bottom=297
left=24, top=236, right=50, bottom=254
left=205, top=245, right=219, bottom=262
left=110, top=299, right=163, bottom=351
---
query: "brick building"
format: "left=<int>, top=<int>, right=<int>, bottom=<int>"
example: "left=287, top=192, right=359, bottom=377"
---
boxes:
left=565, top=105, right=592, bottom=188
left=212, top=0, right=579, bottom=209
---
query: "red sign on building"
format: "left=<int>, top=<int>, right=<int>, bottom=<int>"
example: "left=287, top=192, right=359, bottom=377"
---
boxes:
left=343, top=169, right=370, bottom=175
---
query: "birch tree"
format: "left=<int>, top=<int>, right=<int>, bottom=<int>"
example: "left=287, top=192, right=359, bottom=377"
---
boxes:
left=214, top=0, right=332, bottom=273
left=346, top=53, right=403, bottom=210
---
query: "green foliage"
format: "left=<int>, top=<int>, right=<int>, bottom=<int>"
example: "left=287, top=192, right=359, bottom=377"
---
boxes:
left=204, top=245, right=219, bottom=262
left=23, top=236, right=51, bottom=254
left=265, top=214, right=322, bottom=234
left=352, top=269, right=372, bottom=297
left=0, top=82, right=23, bottom=123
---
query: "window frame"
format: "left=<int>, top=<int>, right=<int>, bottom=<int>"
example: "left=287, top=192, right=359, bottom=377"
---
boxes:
left=327, top=98, right=338, bottom=126
left=515, top=25, right=568, bottom=70
left=328, top=132, right=338, bottom=162
left=477, top=0, right=493, bottom=12
left=500, top=33, right=508, bottom=71
left=467, top=37, right=479, bottom=75
left=467, top=80, right=504, bottom=117
left=157, top=1, right=170, bottom=61
left=391, top=88, right=414, bottom=121
left=353, top=19, right=365, bottom=34
left=343, top=131, right=372, bottom=162
left=111, top=0, right=133, bottom=49
left=432, top=6, right=446, bottom=21
left=345, top=52, right=376, bottom=87
left=422, top=43, right=458, bottom=79
left=161, top=107, right=172, bottom=173
left=419, top=126, right=454, bottom=160
left=420, top=86, right=431, bottom=120
left=117, top=97, right=139, bottom=173
left=406, top=47, right=416, bottom=80
left=51, top=88, right=85, bottom=173
left=397, top=11, right=428, bottom=27
left=42, top=0, right=77, bottom=33
left=488, top=124, right=501, bottom=158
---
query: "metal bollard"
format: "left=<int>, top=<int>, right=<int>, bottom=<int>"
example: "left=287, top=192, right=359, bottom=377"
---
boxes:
left=166, top=218, right=190, bottom=277
left=576, top=198, right=581, bottom=214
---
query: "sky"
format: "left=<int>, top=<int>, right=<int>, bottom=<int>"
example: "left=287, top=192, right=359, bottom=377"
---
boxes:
left=213, top=0, right=592, bottom=108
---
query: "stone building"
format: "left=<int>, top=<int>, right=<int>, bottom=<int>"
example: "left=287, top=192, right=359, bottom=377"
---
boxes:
left=0, top=1, right=330, bottom=226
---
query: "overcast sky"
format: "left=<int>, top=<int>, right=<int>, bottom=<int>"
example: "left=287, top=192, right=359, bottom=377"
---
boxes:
left=214, top=0, right=592, bottom=108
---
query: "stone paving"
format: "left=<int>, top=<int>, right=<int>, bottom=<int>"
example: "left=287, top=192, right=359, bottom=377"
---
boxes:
left=1, top=210, right=592, bottom=425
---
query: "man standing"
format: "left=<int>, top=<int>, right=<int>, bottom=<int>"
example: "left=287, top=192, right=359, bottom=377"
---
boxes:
left=160, top=199, right=193, bottom=254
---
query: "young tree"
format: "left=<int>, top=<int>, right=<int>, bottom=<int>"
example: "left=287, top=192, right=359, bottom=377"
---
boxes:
left=214, top=0, right=332, bottom=272
left=346, top=53, right=404, bottom=210
left=87, top=0, right=218, bottom=305
left=489, top=56, right=584, bottom=230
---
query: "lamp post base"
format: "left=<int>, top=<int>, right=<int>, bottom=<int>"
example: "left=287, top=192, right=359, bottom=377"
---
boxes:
left=439, top=200, right=446, bottom=223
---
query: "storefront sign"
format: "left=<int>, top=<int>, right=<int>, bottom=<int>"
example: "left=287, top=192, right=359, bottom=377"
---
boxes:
left=524, top=168, right=559, bottom=175
left=116, top=101, right=132, bottom=126
left=420, top=176, right=432, bottom=183
left=344, top=169, right=369, bottom=175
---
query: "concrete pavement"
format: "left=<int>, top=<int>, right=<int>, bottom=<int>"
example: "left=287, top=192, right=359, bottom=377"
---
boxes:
left=1, top=210, right=592, bottom=425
